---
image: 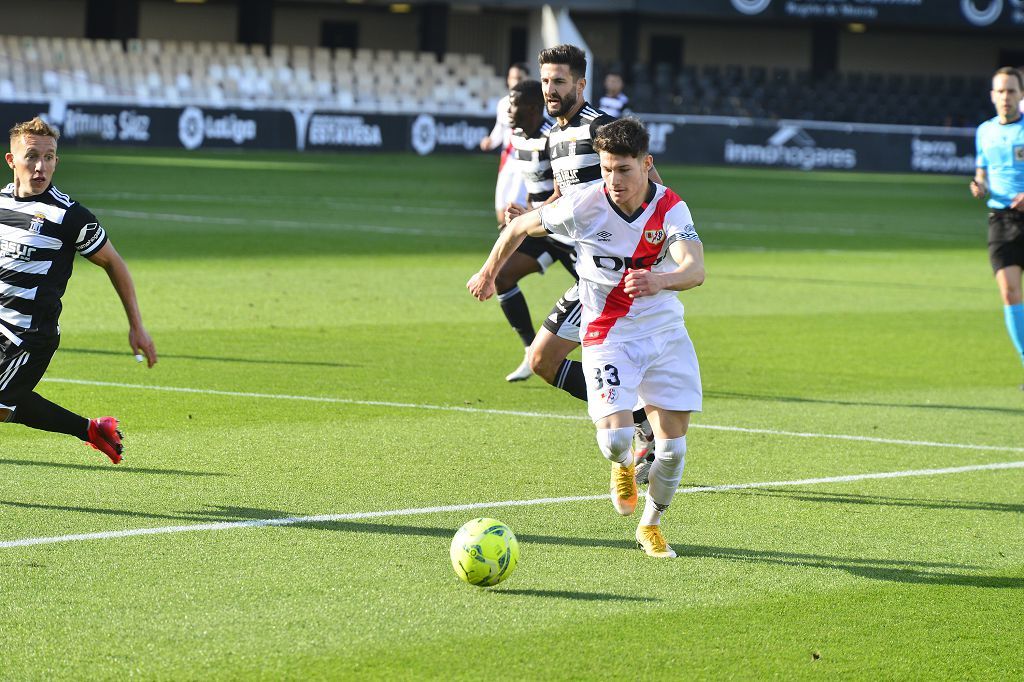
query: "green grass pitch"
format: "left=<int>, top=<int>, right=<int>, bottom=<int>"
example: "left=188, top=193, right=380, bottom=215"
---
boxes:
left=0, top=149, right=1021, bottom=679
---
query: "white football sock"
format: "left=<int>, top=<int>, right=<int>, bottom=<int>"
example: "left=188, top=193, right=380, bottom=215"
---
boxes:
left=640, top=436, right=687, bottom=526
left=596, top=426, right=634, bottom=467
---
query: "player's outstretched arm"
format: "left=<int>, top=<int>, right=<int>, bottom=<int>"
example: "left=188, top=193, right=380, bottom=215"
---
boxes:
left=623, top=240, right=705, bottom=298
left=467, top=211, right=546, bottom=301
left=87, top=241, right=158, bottom=367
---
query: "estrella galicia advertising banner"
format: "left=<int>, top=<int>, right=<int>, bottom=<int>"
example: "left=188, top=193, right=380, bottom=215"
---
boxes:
left=0, top=101, right=976, bottom=174
left=651, top=0, right=1024, bottom=30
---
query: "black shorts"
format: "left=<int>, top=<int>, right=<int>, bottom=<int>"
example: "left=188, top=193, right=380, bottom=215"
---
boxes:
left=988, top=210, right=1024, bottom=272
left=516, top=236, right=577, bottom=279
left=542, top=283, right=583, bottom=342
left=0, top=337, right=57, bottom=410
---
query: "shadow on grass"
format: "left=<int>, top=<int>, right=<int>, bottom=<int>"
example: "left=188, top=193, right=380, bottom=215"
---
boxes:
left=0, top=501, right=287, bottom=524
left=679, top=544, right=1023, bottom=589
left=705, top=389, right=1024, bottom=416
left=60, top=347, right=360, bottom=370
left=491, top=589, right=658, bottom=602
left=731, top=488, right=1024, bottom=514
left=301, top=519, right=637, bottom=551
left=0, top=458, right=226, bottom=477
left=4, top=502, right=1019, bottom=590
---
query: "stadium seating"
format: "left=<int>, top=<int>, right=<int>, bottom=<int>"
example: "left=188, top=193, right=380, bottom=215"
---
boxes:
left=0, top=34, right=991, bottom=126
left=606, top=61, right=990, bottom=127
left=0, top=35, right=506, bottom=116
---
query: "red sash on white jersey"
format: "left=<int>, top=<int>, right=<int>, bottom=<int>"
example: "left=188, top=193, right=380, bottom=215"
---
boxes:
left=582, top=189, right=682, bottom=347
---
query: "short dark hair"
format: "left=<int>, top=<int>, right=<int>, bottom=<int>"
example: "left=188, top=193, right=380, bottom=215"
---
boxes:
left=994, top=66, right=1024, bottom=90
left=511, top=79, right=544, bottom=109
left=593, top=117, right=649, bottom=158
left=510, top=62, right=530, bottom=76
left=538, top=44, right=587, bottom=80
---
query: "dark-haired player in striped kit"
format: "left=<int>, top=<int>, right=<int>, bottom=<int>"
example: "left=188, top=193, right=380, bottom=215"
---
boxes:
left=506, top=44, right=664, bottom=478
left=1, top=117, right=157, bottom=463
left=494, top=79, right=577, bottom=381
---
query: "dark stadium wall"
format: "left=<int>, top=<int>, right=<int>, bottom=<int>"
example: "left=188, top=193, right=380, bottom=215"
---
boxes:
left=273, top=4, right=419, bottom=52
left=137, top=0, right=238, bottom=43
left=0, top=0, right=86, bottom=37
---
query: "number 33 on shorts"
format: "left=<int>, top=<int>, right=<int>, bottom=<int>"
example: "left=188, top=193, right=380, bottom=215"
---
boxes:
left=590, top=363, right=624, bottom=405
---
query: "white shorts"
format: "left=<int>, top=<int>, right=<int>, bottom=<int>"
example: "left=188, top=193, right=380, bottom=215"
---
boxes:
left=494, top=163, right=527, bottom=215
left=582, top=326, right=702, bottom=422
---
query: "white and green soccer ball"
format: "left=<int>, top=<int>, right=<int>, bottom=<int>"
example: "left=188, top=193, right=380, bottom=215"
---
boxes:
left=449, top=518, right=519, bottom=587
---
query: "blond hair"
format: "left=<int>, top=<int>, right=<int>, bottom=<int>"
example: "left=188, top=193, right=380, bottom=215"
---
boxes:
left=9, top=116, right=60, bottom=143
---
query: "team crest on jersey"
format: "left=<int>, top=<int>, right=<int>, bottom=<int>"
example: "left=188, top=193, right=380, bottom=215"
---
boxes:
left=1015, top=145, right=1024, bottom=162
left=29, top=212, right=45, bottom=234
left=644, top=228, right=666, bottom=245
left=600, top=387, right=618, bottom=404
left=568, top=138, right=577, bottom=156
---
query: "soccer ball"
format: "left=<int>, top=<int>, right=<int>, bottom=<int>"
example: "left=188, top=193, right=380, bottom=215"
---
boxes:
left=449, top=518, right=519, bottom=587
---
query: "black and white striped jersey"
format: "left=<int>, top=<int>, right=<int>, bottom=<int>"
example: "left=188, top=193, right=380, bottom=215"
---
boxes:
left=599, top=93, right=629, bottom=118
left=509, top=121, right=554, bottom=206
left=0, top=183, right=107, bottom=346
left=546, top=103, right=616, bottom=195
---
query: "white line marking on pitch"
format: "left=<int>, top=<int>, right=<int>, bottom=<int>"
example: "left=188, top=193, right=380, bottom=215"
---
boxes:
left=43, top=377, right=1024, bottom=455
left=1, top=461, right=1021, bottom=550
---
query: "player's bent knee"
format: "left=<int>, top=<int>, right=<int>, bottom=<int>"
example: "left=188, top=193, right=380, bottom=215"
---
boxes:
left=596, top=427, right=633, bottom=464
left=529, top=347, right=560, bottom=383
left=655, top=436, right=687, bottom=470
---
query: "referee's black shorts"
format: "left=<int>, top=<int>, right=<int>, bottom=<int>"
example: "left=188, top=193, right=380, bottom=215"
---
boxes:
left=516, top=236, right=577, bottom=279
left=988, top=209, right=1024, bottom=272
left=0, top=337, right=57, bottom=410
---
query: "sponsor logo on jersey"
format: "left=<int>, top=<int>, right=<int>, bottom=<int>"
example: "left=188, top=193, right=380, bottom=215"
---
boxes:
left=29, top=213, right=45, bottom=234
left=554, top=168, right=580, bottom=186
left=593, top=254, right=667, bottom=272
left=644, top=228, right=666, bottom=245
left=0, top=239, right=35, bottom=261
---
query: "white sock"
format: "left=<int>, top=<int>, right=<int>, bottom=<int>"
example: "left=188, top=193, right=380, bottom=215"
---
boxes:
left=640, top=436, right=687, bottom=526
left=595, top=426, right=633, bottom=467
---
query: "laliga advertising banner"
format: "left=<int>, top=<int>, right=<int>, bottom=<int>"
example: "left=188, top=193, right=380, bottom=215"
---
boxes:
left=667, top=0, right=1024, bottom=29
left=19, top=102, right=297, bottom=150
left=409, top=114, right=492, bottom=156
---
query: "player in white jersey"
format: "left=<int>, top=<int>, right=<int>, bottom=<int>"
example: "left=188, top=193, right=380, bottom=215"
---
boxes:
left=1, top=117, right=157, bottom=463
left=469, top=118, right=704, bottom=558
left=509, top=44, right=665, bottom=474
left=480, top=63, right=530, bottom=225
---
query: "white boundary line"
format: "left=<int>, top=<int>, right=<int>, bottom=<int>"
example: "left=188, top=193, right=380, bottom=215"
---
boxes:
left=2, top=460, right=1021, bottom=550
left=43, top=377, right=1024, bottom=455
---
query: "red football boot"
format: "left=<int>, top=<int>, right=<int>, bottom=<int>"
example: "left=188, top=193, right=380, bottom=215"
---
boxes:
left=86, top=417, right=123, bottom=464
